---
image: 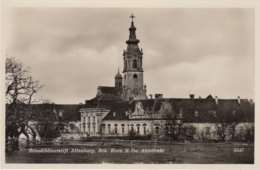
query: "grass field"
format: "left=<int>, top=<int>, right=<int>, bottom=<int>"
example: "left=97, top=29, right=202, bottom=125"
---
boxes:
left=5, top=141, right=254, bottom=164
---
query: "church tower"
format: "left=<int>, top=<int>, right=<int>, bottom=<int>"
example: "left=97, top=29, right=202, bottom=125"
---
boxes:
left=115, top=68, right=122, bottom=88
left=122, top=14, right=148, bottom=100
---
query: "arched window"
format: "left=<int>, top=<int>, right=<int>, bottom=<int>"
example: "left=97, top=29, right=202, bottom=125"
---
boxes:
left=115, top=127, right=117, bottom=134
left=133, top=74, right=138, bottom=79
left=122, top=127, right=125, bottom=134
left=133, top=60, right=137, bottom=68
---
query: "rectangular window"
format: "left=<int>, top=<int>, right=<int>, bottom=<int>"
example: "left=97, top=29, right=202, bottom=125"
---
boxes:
left=88, top=117, right=90, bottom=122
left=115, top=127, right=117, bottom=134
left=155, top=127, right=159, bottom=135
left=93, top=116, right=95, bottom=122
left=102, top=126, right=105, bottom=133
left=93, top=126, right=95, bottom=133
left=144, top=127, right=146, bottom=134
left=122, top=127, right=124, bottom=134
left=137, top=127, right=140, bottom=134
left=108, top=126, right=111, bottom=133
left=83, top=117, right=85, bottom=123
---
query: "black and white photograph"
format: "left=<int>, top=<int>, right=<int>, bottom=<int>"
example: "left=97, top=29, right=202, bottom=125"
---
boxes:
left=1, top=0, right=259, bottom=168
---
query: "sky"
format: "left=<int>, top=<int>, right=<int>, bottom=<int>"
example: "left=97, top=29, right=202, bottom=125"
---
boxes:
left=5, top=8, right=255, bottom=104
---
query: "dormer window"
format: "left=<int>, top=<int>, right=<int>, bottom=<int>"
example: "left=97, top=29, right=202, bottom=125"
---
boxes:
left=177, top=113, right=183, bottom=119
left=194, top=111, right=198, bottom=117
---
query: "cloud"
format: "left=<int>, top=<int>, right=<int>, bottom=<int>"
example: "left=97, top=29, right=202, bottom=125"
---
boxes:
left=145, top=55, right=254, bottom=100
left=5, top=8, right=254, bottom=103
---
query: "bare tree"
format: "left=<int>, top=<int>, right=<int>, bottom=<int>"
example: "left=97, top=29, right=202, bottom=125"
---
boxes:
left=161, top=108, right=184, bottom=140
left=210, top=110, right=232, bottom=141
left=29, top=103, right=60, bottom=139
left=5, top=57, right=43, bottom=149
left=244, top=123, right=254, bottom=142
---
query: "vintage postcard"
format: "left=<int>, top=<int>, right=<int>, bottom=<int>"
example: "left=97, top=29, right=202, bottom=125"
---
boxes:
left=1, top=0, right=259, bottom=169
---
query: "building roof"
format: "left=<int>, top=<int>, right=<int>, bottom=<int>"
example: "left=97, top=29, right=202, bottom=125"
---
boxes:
left=101, top=98, right=254, bottom=123
left=6, top=104, right=82, bottom=121
left=98, top=86, right=117, bottom=94
left=97, top=86, right=123, bottom=97
left=81, top=93, right=124, bottom=110
left=103, top=101, right=133, bottom=121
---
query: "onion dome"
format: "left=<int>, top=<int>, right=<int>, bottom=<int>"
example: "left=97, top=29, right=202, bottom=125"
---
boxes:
left=115, top=68, right=122, bottom=78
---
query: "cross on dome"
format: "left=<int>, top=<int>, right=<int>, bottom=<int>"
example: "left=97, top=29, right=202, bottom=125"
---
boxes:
left=130, top=13, right=135, bottom=22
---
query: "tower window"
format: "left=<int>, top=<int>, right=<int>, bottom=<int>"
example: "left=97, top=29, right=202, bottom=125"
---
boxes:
left=133, top=74, right=138, bottom=79
left=124, top=75, right=126, bottom=79
left=133, top=60, right=137, bottom=68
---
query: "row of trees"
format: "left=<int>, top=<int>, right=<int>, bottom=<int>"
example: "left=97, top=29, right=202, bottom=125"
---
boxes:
left=159, top=107, right=254, bottom=141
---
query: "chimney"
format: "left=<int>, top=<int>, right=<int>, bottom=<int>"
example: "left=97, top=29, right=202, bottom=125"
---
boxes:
left=237, top=96, right=240, bottom=104
left=189, top=94, right=195, bottom=99
left=149, top=94, right=153, bottom=99
left=250, top=99, right=253, bottom=103
left=155, top=94, right=163, bottom=99
left=215, top=96, right=218, bottom=104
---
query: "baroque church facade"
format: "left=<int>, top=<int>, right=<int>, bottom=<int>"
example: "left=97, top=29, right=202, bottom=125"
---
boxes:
left=79, top=15, right=254, bottom=140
